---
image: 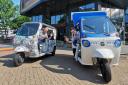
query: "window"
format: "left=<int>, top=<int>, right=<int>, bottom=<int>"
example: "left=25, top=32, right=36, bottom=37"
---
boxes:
left=16, top=23, right=39, bottom=36
left=82, top=16, right=117, bottom=34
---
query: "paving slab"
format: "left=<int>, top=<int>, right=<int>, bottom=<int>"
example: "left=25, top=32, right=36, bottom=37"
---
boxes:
left=0, top=49, right=127, bottom=85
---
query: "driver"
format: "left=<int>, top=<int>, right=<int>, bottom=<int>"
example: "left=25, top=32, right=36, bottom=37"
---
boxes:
left=39, top=26, right=49, bottom=40
left=38, top=26, right=49, bottom=52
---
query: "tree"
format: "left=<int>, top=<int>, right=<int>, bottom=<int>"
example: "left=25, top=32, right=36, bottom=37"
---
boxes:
left=0, top=0, right=16, bottom=39
left=0, top=0, right=30, bottom=38
left=0, top=0, right=15, bottom=29
left=10, top=4, right=30, bottom=29
left=11, top=15, right=30, bottom=29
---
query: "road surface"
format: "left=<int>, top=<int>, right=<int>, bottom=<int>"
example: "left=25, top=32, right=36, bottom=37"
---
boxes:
left=0, top=49, right=128, bottom=85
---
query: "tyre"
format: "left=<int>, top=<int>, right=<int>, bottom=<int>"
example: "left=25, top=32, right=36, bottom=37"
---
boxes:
left=51, top=46, right=56, bottom=56
left=13, top=53, right=24, bottom=66
left=99, top=59, right=111, bottom=83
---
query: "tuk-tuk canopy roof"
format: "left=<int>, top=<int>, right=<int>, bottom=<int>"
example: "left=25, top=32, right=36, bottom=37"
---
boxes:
left=23, top=22, right=56, bottom=29
left=71, top=11, right=107, bottom=26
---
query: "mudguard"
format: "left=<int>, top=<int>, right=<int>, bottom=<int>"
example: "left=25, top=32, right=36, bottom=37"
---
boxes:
left=94, top=49, right=114, bottom=59
left=14, top=46, right=30, bottom=53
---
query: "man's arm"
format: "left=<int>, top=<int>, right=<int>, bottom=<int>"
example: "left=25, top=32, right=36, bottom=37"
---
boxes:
left=39, top=32, right=48, bottom=39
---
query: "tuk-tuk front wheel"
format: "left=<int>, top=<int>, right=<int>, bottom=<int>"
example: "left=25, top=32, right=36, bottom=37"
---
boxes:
left=99, top=59, right=111, bottom=83
left=13, top=53, right=25, bottom=66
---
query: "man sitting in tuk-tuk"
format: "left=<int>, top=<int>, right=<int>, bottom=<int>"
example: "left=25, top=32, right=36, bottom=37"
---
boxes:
left=38, top=26, right=49, bottom=51
left=39, top=26, right=49, bottom=40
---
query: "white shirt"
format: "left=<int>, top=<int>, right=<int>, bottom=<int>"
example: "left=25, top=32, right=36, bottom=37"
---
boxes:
left=39, top=31, right=48, bottom=40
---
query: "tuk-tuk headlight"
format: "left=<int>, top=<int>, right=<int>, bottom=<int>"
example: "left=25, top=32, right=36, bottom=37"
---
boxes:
left=114, top=39, right=121, bottom=48
left=82, top=40, right=91, bottom=47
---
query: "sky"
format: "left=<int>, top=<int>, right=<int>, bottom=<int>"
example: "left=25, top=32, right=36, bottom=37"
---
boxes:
left=12, top=0, right=20, bottom=5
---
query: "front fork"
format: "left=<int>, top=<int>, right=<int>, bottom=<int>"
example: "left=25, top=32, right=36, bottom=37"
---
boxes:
left=97, top=58, right=112, bottom=82
left=97, top=58, right=112, bottom=65
left=92, top=58, right=112, bottom=66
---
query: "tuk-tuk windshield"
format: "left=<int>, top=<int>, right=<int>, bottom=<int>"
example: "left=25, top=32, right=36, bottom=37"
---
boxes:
left=16, top=23, right=39, bottom=36
left=82, top=16, right=117, bottom=34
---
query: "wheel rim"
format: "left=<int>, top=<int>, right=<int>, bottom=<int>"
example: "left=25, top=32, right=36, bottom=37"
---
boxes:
left=14, top=54, right=24, bottom=66
left=18, top=56, right=24, bottom=63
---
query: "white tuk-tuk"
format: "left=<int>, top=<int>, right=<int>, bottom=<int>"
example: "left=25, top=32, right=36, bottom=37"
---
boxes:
left=13, top=22, right=57, bottom=66
left=71, top=12, right=121, bottom=82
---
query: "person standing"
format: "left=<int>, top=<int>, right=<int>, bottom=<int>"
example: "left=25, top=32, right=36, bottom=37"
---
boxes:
left=71, top=27, right=79, bottom=56
left=63, top=35, right=68, bottom=48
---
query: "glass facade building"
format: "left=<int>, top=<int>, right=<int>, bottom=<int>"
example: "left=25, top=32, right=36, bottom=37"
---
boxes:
left=31, top=15, right=64, bottom=24
left=28, top=2, right=127, bottom=41
left=31, top=15, right=43, bottom=22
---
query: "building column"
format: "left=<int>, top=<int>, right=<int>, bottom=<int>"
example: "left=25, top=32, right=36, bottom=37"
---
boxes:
left=95, top=2, right=102, bottom=11
left=123, top=9, right=126, bottom=44
left=43, top=2, right=51, bottom=24
left=43, top=14, right=51, bottom=24
left=65, top=0, right=71, bottom=37
left=66, top=12, right=71, bottom=36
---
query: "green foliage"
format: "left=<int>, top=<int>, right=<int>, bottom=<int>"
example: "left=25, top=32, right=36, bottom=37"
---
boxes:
left=0, top=0, right=30, bottom=30
left=0, top=0, right=15, bottom=29
left=11, top=16, right=30, bottom=29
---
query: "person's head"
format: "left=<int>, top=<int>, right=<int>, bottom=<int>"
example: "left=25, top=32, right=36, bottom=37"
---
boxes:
left=71, top=27, right=76, bottom=34
left=44, top=27, right=49, bottom=33
left=41, top=26, right=49, bottom=33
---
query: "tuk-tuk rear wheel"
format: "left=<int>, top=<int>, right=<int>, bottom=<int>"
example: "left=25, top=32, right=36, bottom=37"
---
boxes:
left=99, top=59, right=111, bottom=83
left=13, top=53, right=25, bottom=66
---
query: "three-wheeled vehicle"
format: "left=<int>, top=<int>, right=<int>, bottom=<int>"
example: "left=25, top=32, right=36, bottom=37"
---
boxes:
left=71, top=12, right=121, bottom=82
left=13, top=22, right=57, bottom=66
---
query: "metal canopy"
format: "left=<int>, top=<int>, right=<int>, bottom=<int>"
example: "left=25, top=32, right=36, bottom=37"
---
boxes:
left=20, top=0, right=128, bottom=16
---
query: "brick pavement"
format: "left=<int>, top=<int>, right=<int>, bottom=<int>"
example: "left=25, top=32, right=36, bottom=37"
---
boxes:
left=0, top=49, right=128, bottom=85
